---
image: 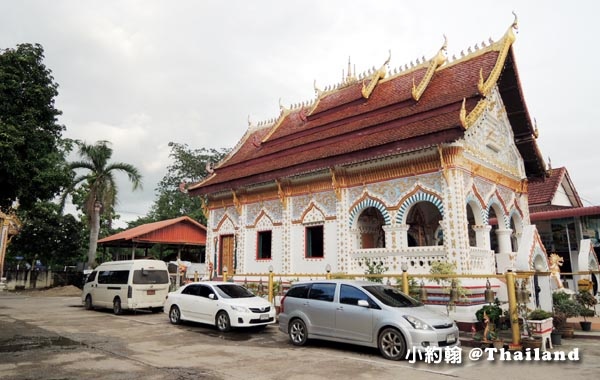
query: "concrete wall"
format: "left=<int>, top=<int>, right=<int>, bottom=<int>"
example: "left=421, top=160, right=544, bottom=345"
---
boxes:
left=2, top=270, right=54, bottom=290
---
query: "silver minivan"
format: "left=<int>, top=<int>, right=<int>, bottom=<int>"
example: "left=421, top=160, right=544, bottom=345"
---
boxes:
left=278, top=280, right=459, bottom=360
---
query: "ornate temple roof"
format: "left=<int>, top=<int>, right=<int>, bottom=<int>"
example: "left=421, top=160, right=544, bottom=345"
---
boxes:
left=189, top=16, right=546, bottom=196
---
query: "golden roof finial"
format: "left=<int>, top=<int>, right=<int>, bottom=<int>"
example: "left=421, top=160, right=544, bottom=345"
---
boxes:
left=459, top=98, right=467, bottom=129
left=279, top=98, right=289, bottom=113
left=361, top=51, right=391, bottom=99
left=511, top=11, right=518, bottom=31
left=411, top=36, right=447, bottom=101
left=478, top=13, right=519, bottom=97
left=313, top=79, right=323, bottom=97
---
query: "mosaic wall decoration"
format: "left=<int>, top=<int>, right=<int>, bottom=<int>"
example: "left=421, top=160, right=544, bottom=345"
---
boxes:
left=246, top=199, right=283, bottom=224
left=292, top=192, right=336, bottom=220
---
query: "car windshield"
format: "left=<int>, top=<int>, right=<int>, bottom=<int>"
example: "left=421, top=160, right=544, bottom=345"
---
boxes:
left=363, top=285, right=422, bottom=307
left=215, top=284, right=255, bottom=299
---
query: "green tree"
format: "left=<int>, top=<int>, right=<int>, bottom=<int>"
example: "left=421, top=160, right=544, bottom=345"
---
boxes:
left=144, top=142, right=228, bottom=225
left=63, top=140, right=142, bottom=268
left=7, top=201, right=86, bottom=269
left=0, top=43, right=72, bottom=211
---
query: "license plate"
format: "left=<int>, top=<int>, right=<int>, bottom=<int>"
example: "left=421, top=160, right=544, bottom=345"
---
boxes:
left=147, top=290, right=155, bottom=295
left=446, top=334, right=456, bottom=343
left=260, top=313, right=269, bottom=320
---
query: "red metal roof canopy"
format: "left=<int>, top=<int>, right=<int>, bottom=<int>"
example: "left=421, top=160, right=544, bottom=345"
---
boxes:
left=97, top=216, right=207, bottom=248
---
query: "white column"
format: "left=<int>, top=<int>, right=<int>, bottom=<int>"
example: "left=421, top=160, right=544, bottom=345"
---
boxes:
left=472, top=225, right=492, bottom=249
left=398, top=224, right=410, bottom=249
left=496, top=228, right=513, bottom=254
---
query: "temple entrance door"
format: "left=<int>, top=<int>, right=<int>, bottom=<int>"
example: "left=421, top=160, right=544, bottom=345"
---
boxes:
left=219, top=235, right=235, bottom=275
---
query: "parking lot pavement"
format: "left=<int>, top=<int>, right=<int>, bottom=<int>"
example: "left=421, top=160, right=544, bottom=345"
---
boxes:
left=2, top=293, right=600, bottom=380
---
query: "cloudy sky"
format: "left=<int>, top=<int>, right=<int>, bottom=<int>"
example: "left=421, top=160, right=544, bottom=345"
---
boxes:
left=1, top=0, right=598, bottom=227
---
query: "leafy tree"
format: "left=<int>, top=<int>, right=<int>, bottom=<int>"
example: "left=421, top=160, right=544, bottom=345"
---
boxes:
left=7, top=202, right=86, bottom=269
left=63, top=140, right=142, bottom=268
left=144, top=142, right=229, bottom=225
left=0, top=43, right=72, bottom=211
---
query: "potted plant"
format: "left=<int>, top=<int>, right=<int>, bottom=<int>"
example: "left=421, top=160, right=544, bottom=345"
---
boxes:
left=527, top=308, right=553, bottom=336
left=475, top=302, right=502, bottom=326
left=553, top=291, right=580, bottom=338
left=575, top=290, right=597, bottom=331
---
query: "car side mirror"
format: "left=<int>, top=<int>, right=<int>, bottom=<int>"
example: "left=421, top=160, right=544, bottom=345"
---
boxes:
left=209, top=293, right=216, bottom=300
left=357, top=300, right=370, bottom=308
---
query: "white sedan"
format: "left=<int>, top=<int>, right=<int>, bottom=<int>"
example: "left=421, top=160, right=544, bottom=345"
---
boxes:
left=164, top=282, right=276, bottom=332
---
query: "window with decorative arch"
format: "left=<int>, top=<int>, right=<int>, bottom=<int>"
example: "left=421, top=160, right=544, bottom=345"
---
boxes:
left=405, top=201, right=444, bottom=247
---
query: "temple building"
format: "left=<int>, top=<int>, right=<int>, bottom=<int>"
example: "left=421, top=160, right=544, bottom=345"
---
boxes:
left=188, top=17, right=598, bottom=314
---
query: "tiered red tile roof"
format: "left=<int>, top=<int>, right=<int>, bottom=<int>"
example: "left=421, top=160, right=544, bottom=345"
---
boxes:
left=189, top=25, right=545, bottom=196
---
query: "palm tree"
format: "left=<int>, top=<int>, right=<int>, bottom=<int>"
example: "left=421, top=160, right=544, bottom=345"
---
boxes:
left=63, top=140, right=142, bottom=268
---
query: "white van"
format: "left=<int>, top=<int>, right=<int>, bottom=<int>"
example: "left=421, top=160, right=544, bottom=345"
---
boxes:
left=82, top=259, right=170, bottom=314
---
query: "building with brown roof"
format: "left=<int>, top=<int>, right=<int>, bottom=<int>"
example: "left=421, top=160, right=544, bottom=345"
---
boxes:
left=528, top=167, right=600, bottom=291
left=188, top=17, right=598, bottom=314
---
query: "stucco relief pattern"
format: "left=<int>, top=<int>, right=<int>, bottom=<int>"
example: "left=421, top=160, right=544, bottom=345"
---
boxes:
left=246, top=199, right=282, bottom=224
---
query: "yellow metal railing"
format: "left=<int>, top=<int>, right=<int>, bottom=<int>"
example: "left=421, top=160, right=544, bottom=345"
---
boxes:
left=218, top=268, right=599, bottom=349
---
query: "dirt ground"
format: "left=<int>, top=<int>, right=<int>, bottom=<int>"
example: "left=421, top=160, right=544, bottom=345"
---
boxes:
left=7, top=285, right=82, bottom=297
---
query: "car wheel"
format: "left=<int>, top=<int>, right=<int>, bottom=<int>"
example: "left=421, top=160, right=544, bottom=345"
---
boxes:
left=288, top=318, right=308, bottom=346
left=169, top=306, right=181, bottom=324
left=216, top=311, right=231, bottom=332
left=378, top=327, right=406, bottom=360
left=84, top=295, right=93, bottom=310
left=113, top=298, right=123, bottom=315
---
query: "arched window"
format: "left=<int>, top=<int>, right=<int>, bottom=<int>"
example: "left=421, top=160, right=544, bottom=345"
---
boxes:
left=357, top=207, right=386, bottom=248
left=488, top=205, right=503, bottom=253
left=466, top=204, right=477, bottom=247
left=406, top=202, right=443, bottom=247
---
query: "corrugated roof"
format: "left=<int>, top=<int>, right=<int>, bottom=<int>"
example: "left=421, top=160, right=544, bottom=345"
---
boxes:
left=97, top=216, right=206, bottom=247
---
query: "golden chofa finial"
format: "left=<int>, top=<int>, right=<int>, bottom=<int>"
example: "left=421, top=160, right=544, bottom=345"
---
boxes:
left=511, top=11, right=518, bottom=30
left=313, top=79, right=323, bottom=97
left=279, top=98, right=289, bottom=113
left=434, top=35, right=448, bottom=66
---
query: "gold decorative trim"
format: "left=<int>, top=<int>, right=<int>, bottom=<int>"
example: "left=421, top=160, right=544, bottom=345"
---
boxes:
left=412, top=36, right=447, bottom=101
left=232, top=190, right=242, bottom=214
left=460, top=97, right=488, bottom=130
left=477, top=12, right=518, bottom=97
left=362, top=51, right=391, bottom=99
left=330, top=168, right=340, bottom=200
left=276, top=179, right=287, bottom=208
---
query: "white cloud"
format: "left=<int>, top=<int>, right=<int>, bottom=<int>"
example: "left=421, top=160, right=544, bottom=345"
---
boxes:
left=2, top=0, right=600, bottom=226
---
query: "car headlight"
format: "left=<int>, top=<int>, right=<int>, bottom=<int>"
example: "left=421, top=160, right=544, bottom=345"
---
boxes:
left=403, top=315, right=433, bottom=330
left=230, top=305, right=250, bottom=313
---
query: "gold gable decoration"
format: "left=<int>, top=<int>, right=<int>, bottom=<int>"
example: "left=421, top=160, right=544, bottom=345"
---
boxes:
left=477, top=12, right=518, bottom=97
left=361, top=51, right=391, bottom=99
left=412, top=36, right=447, bottom=101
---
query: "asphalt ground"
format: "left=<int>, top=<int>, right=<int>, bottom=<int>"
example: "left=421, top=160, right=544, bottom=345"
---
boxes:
left=1, top=290, right=600, bottom=380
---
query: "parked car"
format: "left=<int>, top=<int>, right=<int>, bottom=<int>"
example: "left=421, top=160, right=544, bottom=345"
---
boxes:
left=278, top=280, right=459, bottom=360
left=82, top=259, right=170, bottom=314
left=164, top=282, right=276, bottom=332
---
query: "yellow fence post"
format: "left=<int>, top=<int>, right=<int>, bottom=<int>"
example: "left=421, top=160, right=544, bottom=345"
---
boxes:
left=268, top=269, right=274, bottom=304
left=401, top=266, right=409, bottom=294
left=505, top=270, right=520, bottom=347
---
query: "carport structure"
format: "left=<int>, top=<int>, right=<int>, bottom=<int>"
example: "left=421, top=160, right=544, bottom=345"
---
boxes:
left=97, top=216, right=207, bottom=261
